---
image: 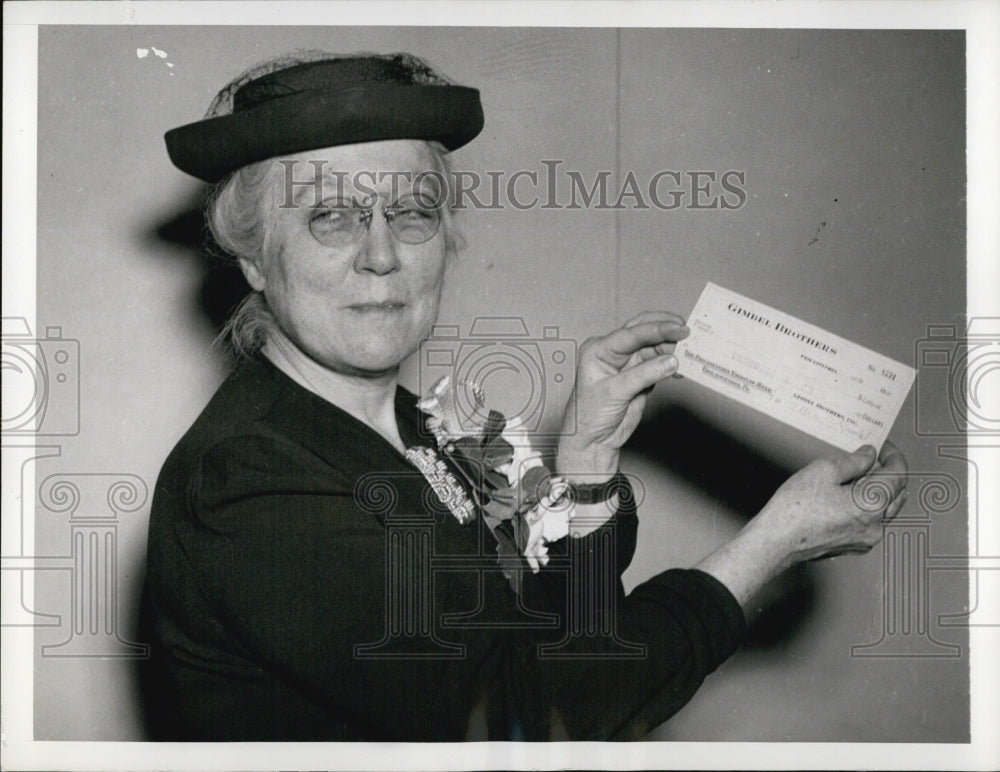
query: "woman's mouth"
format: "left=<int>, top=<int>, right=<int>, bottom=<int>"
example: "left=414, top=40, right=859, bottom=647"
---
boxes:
left=347, top=301, right=406, bottom=312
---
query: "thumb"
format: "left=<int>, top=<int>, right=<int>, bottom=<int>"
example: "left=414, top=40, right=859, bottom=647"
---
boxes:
left=832, top=444, right=878, bottom=484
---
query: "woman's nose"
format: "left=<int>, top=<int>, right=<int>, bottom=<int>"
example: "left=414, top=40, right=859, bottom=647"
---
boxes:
left=353, top=212, right=401, bottom=275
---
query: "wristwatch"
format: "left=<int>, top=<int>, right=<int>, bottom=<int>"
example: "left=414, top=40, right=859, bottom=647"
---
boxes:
left=569, top=477, right=619, bottom=505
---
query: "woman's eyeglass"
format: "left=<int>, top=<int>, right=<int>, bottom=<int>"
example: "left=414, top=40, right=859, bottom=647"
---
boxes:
left=309, top=197, right=442, bottom=248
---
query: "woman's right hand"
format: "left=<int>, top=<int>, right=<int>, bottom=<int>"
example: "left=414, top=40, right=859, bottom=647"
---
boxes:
left=751, top=441, right=909, bottom=570
left=696, top=442, right=908, bottom=607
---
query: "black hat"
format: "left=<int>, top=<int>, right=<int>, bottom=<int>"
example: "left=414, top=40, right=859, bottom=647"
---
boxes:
left=165, top=54, right=484, bottom=183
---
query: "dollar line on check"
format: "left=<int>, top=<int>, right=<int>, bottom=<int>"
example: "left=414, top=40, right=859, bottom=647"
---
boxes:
left=674, top=283, right=916, bottom=452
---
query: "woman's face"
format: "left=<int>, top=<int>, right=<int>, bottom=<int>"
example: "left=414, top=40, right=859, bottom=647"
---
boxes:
left=244, top=140, right=449, bottom=377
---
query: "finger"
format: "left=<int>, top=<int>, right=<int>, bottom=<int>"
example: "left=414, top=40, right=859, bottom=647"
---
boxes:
left=628, top=342, right=683, bottom=370
left=868, top=443, right=908, bottom=498
left=624, top=311, right=685, bottom=361
left=812, top=545, right=873, bottom=561
left=624, top=311, right=687, bottom=328
left=832, top=444, right=878, bottom=484
left=624, top=313, right=688, bottom=358
left=883, top=489, right=908, bottom=522
left=877, top=441, right=907, bottom=474
left=607, top=353, right=678, bottom=399
left=591, top=321, right=689, bottom=367
left=629, top=345, right=674, bottom=364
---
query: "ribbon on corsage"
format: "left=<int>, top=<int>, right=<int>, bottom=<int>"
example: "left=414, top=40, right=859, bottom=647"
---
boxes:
left=407, top=376, right=575, bottom=582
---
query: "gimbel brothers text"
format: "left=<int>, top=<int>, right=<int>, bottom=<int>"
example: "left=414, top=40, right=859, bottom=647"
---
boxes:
left=279, top=159, right=748, bottom=211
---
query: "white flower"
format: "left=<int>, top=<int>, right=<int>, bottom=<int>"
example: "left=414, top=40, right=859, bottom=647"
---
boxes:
left=417, top=376, right=490, bottom=446
left=523, top=517, right=549, bottom=572
left=497, top=416, right=545, bottom=486
left=521, top=480, right=573, bottom=573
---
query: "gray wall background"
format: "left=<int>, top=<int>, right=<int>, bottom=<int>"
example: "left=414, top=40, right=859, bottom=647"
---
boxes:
left=32, top=26, right=968, bottom=741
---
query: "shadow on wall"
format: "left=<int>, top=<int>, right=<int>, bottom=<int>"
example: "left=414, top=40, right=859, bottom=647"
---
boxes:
left=127, top=551, right=155, bottom=740
left=627, top=404, right=818, bottom=650
left=145, top=193, right=254, bottom=337
left=132, top=198, right=252, bottom=740
left=134, top=574, right=166, bottom=740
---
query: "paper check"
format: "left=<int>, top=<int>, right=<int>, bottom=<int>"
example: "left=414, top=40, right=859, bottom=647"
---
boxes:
left=674, top=283, right=915, bottom=451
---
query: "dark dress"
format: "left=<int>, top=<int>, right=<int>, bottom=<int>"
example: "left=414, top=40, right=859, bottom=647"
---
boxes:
left=141, top=355, right=745, bottom=741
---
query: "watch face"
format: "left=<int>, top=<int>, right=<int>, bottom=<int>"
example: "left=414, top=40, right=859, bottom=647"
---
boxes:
left=573, top=479, right=614, bottom=505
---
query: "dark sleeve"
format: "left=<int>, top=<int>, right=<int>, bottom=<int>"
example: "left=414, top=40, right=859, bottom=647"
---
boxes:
left=514, top=475, right=746, bottom=739
left=519, top=567, right=746, bottom=739
left=163, top=433, right=744, bottom=740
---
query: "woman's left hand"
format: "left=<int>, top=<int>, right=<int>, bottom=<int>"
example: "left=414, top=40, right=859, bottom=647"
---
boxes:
left=555, top=312, right=689, bottom=483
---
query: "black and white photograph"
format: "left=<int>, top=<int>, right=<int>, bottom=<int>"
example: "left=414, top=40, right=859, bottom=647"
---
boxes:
left=2, top=2, right=998, bottom=770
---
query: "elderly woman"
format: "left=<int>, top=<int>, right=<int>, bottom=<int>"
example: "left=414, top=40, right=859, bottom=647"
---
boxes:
left=142, top=52, right=908, bottom=741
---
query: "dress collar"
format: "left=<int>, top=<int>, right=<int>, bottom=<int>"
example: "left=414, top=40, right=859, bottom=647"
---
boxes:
left=243, top=353, right=430, bottom=470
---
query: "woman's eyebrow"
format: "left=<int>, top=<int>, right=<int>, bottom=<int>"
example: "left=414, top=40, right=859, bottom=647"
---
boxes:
left=288, top=174, right=356, bottom=207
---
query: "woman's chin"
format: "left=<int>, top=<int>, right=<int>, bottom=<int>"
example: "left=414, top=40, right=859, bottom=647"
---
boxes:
left=339, top=346, right=413, bottom=377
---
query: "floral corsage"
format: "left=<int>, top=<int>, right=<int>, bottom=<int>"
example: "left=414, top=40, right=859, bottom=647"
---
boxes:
left=410, top=376, right=575, bottom=578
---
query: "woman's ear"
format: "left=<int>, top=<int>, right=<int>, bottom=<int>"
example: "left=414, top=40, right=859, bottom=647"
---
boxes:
left=238, top=256, right=266, bottom=291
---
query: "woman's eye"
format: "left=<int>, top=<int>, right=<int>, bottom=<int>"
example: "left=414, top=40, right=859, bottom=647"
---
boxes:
left=311, top=206, right=354, bottom=231
left=388, top=207, right=440, bottom=242
left=393, top=207, right=434, bottom=223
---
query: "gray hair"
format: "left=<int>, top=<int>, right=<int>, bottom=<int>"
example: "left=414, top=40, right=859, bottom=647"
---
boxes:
left=202, top=51, right=465, bottom=358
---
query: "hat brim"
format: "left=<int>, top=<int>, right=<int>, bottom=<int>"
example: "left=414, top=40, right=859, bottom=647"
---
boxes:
left=165, top=82, right=484, bottom=184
